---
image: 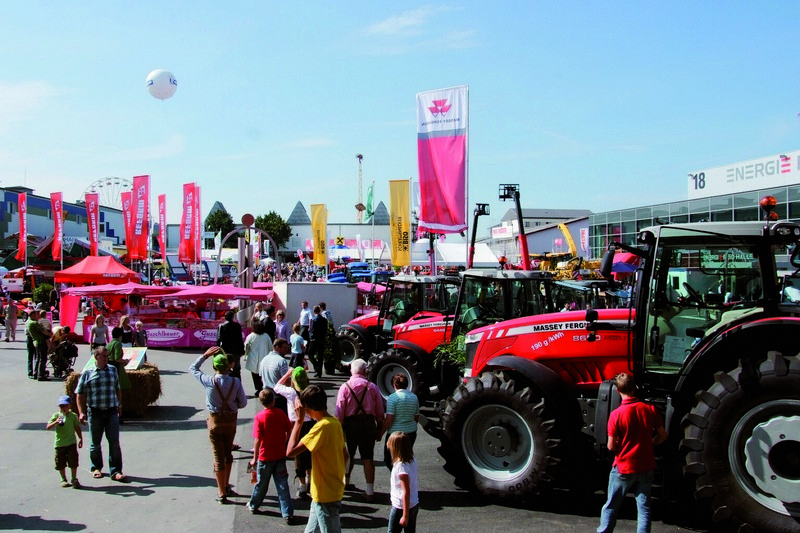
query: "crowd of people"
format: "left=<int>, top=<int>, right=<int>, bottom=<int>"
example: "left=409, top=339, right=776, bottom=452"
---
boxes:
left=34, top=286, right=668, bottom=533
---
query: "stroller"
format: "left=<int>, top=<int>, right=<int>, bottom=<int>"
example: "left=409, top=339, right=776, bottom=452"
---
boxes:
left=49, top=338, right=79, bottom=378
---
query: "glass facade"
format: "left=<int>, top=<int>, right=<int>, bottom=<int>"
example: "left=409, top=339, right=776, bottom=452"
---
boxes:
left=589, top=186, right=798, bottom=258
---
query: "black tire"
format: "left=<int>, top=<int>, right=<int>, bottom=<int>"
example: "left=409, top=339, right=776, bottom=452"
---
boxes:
left=336, top=329, right=365, bottom=366
left=682, top=352, right=800, bottom=531
left=440, top=370, right=561, bottom=497
left=367, top=348, right=426, bottom=402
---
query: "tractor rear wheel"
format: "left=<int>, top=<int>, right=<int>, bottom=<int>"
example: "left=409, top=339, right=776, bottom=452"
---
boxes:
left=336, top=329, right=365, bottom=366
left=441, top=370, right=561, bottom=497
left=682, top=352, right=800, bottom=531
left=367, top=349, right=426, bottom=402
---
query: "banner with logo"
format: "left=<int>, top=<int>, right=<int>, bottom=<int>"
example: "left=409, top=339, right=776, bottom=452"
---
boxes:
left=389, top=180, right=411, bottom=266
left=158, top=194, right=167, bottom=263
left=193, top=185, right=202, bottom=264
left=178, top=183, right=196, bottom=263
left=310, top=204, right=327, bottom=267
left=50, top=192, right=63, bottom=261
left=121, top=191, right=133, bottom=254
left=130, top=175, right=150, bottom=260
left=416, top=85, right=468, bottom=234
left=85, top=193, right=99, bottom=256
left=16, top=193, right=27, bottom=262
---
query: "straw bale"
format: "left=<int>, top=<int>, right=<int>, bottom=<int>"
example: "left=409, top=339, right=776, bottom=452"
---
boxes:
left=63, top=363, right=162, bottom=418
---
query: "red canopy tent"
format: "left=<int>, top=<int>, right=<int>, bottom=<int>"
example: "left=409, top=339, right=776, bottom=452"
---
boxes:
left=55, top=256, right=141, bottom=285
left=55, top=256, right=142, bottom=331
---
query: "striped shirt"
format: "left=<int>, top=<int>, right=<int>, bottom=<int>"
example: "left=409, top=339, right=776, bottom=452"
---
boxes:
left=386, top=389, right=419, bottom=434
left=75, top=365, right=120, bottom=410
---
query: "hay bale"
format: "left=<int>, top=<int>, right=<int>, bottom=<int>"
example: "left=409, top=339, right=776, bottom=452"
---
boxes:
left=63, top=363, right=162, bottom=418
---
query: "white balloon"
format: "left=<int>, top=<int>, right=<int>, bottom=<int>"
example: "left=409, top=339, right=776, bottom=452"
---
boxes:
left=145, top=69, right=177, bottom=100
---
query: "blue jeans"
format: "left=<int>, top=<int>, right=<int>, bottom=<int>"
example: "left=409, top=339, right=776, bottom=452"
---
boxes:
left=304, top=500, right=341, bottom=533
left=248, top=458, right=293, bottom=518
left=597, top=466, right=653, bottom=533
left=88, top=407, right=122, bottom=476
left=388, top=504, right=419, bottom=533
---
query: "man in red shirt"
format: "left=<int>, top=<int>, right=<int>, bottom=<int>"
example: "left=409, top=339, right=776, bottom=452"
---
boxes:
left=598, top=373, right=667, bottom=533
left=248, top=389, right=295, bottom=525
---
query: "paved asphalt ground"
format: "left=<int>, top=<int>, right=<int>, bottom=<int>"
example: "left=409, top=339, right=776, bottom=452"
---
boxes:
left=0, top=324, right=709, bottom=532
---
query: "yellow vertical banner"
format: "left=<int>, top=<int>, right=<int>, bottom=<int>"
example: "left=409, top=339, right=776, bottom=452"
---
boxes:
left=389, top=180, right=411, bottom=266
left=310, top=204, right=328, bottom=267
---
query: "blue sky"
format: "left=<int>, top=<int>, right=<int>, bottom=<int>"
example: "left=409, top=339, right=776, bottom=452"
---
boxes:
left=2, top=2, right=799, bottom=234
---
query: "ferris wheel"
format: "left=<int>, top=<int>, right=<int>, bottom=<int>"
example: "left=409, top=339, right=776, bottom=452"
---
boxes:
left=82, top=177, right=133, bottom=210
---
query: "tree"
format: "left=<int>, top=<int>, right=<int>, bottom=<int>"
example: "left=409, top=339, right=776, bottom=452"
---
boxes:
left=205, top=209, right=235, bottom=249
left=255, top=211, right=293, bottom=254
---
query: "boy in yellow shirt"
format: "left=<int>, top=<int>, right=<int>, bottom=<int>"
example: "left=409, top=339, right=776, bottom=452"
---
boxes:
left=287, top=385, right=347, bottom=532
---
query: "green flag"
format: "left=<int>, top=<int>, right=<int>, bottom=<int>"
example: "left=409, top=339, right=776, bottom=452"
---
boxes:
left=365, top=183, right=374, bottom=220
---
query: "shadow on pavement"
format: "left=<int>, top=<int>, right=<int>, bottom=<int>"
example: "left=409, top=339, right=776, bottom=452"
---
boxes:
left=0, top=514, right=86, bottom=531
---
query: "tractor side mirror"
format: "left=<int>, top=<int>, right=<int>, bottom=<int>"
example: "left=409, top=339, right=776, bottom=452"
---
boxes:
left=600, top=247, right=616, bottom=279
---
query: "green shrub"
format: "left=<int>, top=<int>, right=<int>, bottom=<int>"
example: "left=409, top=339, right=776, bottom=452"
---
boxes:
left=33, top=283, right=54, bottom=304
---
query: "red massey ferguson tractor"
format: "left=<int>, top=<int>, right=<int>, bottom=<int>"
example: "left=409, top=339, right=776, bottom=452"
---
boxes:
left=367, top=269, right=563, bottom=401
left=336, top=274, right=461, bottom=367
left=437, top=212, right=800, bottom=531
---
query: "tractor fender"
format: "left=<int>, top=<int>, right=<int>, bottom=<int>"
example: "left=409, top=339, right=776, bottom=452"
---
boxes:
left=338, top=322, right=371, bottom=340
left=386, top=340, right=429, bottom=369
left=677, top=316, right=800, bottom=395
left=481, top=355, right=583, bottom=436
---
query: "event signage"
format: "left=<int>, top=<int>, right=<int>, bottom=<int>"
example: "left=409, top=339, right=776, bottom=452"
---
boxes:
left=85, top=193, right=99, bottom=256
left=158, top=194, right=167, bottom=263
left=179, top=183, right=196, bottom=263
left=688, top=149, right=800, bottom=200
left=121, top=191, right=133, bottom=253
left=50, top=192, right=63, bottom=261
left=416, top=85, right=469, bottom=234
left=193, top=185, right=202, bottom=263
left=389, top=180, right=411, bottom=266
left=310, top=204, right=327, bottom=267
left=131, top=175, right=149, bottom=260
left=16, top=193, right=26, bottom=262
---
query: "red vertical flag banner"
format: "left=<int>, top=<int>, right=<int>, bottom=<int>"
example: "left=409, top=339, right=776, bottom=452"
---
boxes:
left=416, top=85, right=469, bottom=234
left=121, top=191, right=133, bottom=256
left=193, top=185, right=202, bottom=264
left=158, top=194, right=167, bottom=263
left=131, top=175, right=150, bottom=260
left=50, top=192, right=63, bottom=261
left=178, top=183, right=196, bottom=263
left=16, top=193, right=27, bottom=262
left=85, top=193, right=100, bottom=256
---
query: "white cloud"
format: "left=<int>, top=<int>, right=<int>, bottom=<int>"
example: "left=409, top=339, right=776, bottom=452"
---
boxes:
left=366, top=7, right=441, bottom=37
left=363, top=7, right=476, bottom=55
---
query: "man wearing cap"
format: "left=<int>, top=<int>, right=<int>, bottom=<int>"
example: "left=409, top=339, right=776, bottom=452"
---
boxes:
left=190, top=346, right=247, bottom=504
left=75, top=346, right=126, bottom=481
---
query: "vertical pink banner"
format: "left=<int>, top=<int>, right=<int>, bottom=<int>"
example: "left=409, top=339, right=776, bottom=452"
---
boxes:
left=158, top=194, right=167, bottom=263
left=416, top=85, right=468, bottom=234
left=178, top=183, right=196, bottom=263
left=85, top=193, right=99, bottom=256
left=50, top=192, right=63, bottom=261
left=121, top=191, right=133, bottom=256
left=131, top=175, right=150, bottom=260
left=16, top=193, right=27, bottom=261
left=193, top=185, right=202, bottom=263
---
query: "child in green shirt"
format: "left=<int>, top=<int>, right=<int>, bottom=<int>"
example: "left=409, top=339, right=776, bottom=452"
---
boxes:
left=46, top=395, right=83, bottom=488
